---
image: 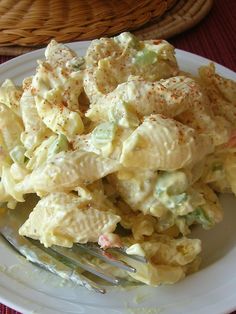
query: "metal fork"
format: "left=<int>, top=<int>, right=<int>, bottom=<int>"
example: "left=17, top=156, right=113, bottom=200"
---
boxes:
left=0, top=206, right=147, bottom=294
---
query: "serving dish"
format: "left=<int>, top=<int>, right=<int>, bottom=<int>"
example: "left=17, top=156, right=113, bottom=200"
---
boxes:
left=0, top=41, right=236, bottom=314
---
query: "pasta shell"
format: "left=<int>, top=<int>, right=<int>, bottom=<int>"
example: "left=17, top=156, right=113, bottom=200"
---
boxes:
left=19, top=192, right=120, bottom=247
left=16, top=150, right=120, bottom=195
left=120, top=114, right=214, bottom=170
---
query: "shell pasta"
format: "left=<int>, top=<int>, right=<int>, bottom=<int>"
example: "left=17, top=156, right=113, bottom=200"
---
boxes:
left=0, top=32, right=235, bottom=287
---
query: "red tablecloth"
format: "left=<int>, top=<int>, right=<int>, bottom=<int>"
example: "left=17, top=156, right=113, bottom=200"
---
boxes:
left=0, top=0, right=235, bottom=313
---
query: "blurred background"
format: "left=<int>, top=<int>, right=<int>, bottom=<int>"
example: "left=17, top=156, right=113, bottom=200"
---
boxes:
left=0, top=0, right=235, bottom=70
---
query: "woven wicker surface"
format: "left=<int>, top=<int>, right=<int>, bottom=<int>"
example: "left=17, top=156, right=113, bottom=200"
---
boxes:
left=135, top=0, right=213, bottom=39
left=0, top=0, right=213, bottom=56
left=0, top=0, right=169, bottom=46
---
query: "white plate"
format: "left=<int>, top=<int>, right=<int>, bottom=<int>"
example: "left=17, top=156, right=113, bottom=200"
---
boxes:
left=0, top=42, right=236, bottom=314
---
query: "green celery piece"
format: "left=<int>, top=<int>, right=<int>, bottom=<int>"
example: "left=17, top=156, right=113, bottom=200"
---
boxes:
left=134, top=48, right=157, bottom=66
left=92, top=122, right=117, bottom=145
left=171, top=193, right=188, bottom=205
left=48, top=134, right=69, bottom=158
left=114, top=32, right=141, bottom=50
left=9, top=145, right=26, bottom=165
left=155, top=171, right=188, bottom=196
left=187, top=207, right=212, bottom=229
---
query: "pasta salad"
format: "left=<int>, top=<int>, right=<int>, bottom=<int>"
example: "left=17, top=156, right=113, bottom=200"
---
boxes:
left=0, top=32, right=235, bottom=286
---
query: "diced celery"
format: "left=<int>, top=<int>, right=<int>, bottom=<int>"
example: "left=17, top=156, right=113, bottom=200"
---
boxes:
left=134, top=48, right=157, bottom=66
left=48, top=134, right=69, bottom=158
left=9, top=145, right=26, bottom=165
left=155, top=187, right=164, bottom=197
left=158, top=193, right=188, bottom=210
left=155, top=171, right=188, bottom=196
left=171, top=193, right=188, bottom=205
left=91, top=122, right=117, bottom=145
left=114, top=32, right=141, bottom=49
left=186, top=207, right=212, bottom=229
left=68, top=57, right=85, bottom=71
left=154, top=171, right=190, bottom=212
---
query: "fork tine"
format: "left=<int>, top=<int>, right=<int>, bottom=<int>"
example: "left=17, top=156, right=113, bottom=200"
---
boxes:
left=76, top=243, right=136, bottom=273
left=0, top=207, right=146, bottom=293
left=110, top=247, right=148, bottom=263
left=0, top=228, right=105, bottom=294
left=50, top=245, right=121, bottom=285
